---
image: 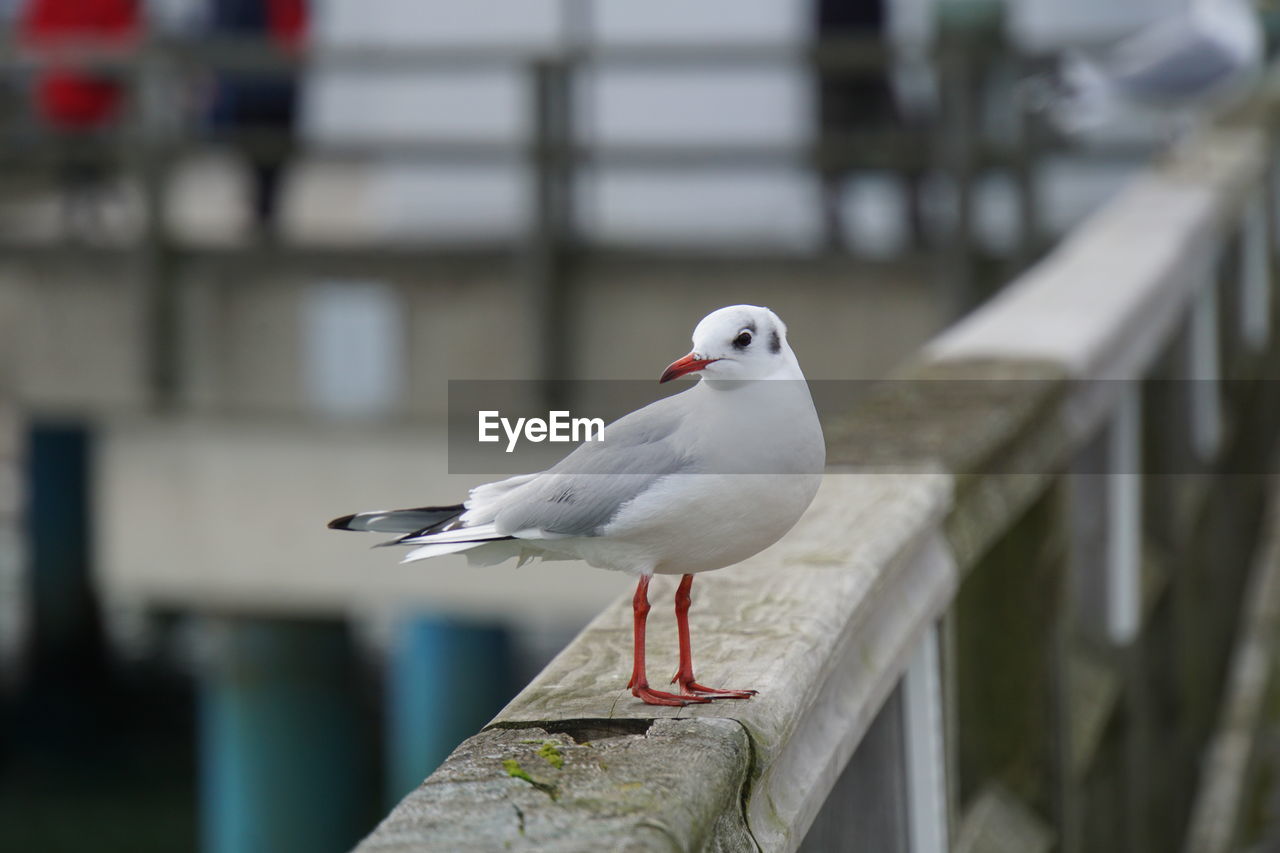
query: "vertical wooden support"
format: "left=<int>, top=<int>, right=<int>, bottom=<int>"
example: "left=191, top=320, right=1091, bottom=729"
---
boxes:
left=940, top=608, right=962, bottom=846
left=799, top=685, right=911, bottom=852
left=1106, top=386, right=1142, bottom=646
left=1187, top=278, right=1223, bottom=461
left=526, top=59, right=575, bottom=407
left=197, top=616, right=370, bottom=853
left=135, top=40, right=179, bottom=409
left=1063, top=387, right=1142, bottom=853
left=1010, top=54, right=1041, bottom=271
left=903, top=623, right=949, bottom=853
left=384, top=616, right=515, bottom=804
left=954, top=488, right=1065, bottom=837
left=1112, top=384, right=1151, bottom=853
left=1240, top=192, right=1271, bottom=352
left=937, top=38, right=979, bottom=319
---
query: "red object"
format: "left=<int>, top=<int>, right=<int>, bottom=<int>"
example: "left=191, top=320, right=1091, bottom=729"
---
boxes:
left=626, top=574, right=757, bottom=707
left=267, top=0, right=307, bottom=51
left=19, top=0, right=140, bottom=130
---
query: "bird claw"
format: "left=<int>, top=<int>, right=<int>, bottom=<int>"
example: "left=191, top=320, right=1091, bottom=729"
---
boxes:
left=672, top=676, right=758, bottom=700
left=631, top=684, right=713, bottom=706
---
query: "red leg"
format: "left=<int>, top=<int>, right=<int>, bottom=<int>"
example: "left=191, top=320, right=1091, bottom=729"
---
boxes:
left=671, top=574, right=757, bottom=699
left=629, top=575, right=709, bottom=706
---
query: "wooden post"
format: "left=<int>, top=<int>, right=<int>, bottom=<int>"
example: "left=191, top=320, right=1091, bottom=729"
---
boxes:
left=1105, top=387, right=1142, bottom=647
left=903, top=623, right=950, bottom=853
left=1187, top=273, right=1223, bottom=461
left=1240, top=191, right=1271, bottom=352
left=1011, top=52, right=1042, bottom=272
left=135, top=40, right=179, bottom=409
left=937, top=37, right=979, bottom=319
left=526, top=58, right=575, bottom=408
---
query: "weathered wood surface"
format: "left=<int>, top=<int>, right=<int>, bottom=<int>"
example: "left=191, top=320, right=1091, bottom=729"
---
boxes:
left=358, top=473, right=955, bottom=851
left=824, top=358, right=1071, bottom=570
left=356, top=720, right=753, bottom=853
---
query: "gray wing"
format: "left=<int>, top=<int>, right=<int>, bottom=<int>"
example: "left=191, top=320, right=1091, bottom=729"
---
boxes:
left=489, top=392, right=697, bottom=538
left=1106, top=24, right=1243, bottom=101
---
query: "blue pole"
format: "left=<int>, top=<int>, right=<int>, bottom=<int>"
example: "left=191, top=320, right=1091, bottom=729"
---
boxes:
left=24, top=421, right=104, bottom=684
left=385, top=616, right=514, bottom=803
left=197, top=617, right=370, bottom=853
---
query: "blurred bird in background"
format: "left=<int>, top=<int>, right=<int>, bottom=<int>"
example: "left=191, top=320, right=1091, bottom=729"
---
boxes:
left=1030, top=0, right=1263, bottom=138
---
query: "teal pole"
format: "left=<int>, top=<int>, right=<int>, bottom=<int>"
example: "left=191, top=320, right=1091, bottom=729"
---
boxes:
left=385, top=616, right=514, bottom=803
left=197, top=617, right=371, bottom=853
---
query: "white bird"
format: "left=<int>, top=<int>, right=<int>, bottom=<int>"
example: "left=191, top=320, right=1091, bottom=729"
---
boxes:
left=1049, top=0, right=1263, bottom=135
left=329, top=305, right=826, bottom=706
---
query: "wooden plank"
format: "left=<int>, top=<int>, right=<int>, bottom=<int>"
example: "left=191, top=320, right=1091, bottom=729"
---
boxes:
left=1185, top=280, right=1224, bottom=461
left=826, top=358, right=1072, bottom=571
left=904, top=625, right=950, bottom=853
left=1106, top=386, right=1142, bottom=645
left=356, top=719, right=753, bottom=852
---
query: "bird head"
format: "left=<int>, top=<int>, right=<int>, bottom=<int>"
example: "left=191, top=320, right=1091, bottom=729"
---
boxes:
left=660, top=305, right=799, bottom=384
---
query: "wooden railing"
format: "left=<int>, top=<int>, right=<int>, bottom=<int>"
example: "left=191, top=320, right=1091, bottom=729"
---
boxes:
left=0, top=31, right=1039, bottom=408
left=353, top=79, right=1280, bottom=851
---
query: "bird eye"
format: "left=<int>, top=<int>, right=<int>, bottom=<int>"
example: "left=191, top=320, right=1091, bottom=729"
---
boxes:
left=733, top=330, right=752, bottom=348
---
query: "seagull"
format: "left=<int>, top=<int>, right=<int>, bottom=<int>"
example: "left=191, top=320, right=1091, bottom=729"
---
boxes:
left=1046, top=0, right=1263, bottom=135
left=328, top=305, right=825, bottom=706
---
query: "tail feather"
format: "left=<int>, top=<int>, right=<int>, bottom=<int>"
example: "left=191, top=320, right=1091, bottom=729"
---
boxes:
left=330, top=504, right=519, bottom=564
left=401, top=540, right=490, bottom=563
left=399, top=525, right=516, bottom=562
left=328, top=504, right=464, bottom=535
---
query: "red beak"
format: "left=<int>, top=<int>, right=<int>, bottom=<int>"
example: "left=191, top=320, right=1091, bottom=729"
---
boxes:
left=660, top=353, right=718, bottom=383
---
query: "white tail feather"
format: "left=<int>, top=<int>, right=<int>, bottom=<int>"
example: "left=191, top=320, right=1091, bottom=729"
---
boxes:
left=401, top=540, right=487, bottom=563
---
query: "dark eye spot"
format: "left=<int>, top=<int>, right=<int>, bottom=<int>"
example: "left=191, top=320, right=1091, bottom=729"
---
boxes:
left=733, top=331, right=752, bottom=348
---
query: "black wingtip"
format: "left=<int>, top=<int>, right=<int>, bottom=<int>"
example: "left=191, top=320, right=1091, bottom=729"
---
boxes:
left=328, top=514, right=357, bottom=530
